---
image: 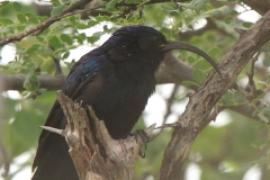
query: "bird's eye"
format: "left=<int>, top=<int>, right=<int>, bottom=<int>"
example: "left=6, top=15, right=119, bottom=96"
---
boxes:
left=138, top=36, right=160, bottom=51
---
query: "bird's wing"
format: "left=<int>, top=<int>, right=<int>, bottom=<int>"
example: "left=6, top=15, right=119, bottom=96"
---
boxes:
left=33, top=54, right=104, bottom=169
left=63, top=54, right=101, bottom=97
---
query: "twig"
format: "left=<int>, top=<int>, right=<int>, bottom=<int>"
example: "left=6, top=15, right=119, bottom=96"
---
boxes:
left=0, top=6, right=100, bottom=46
left=245, top=52, right=260, bottom=99
left=0, top=140, right=10, bottom=179
left=40, top=126, right=64, bottom=136
left=161, top=85, right=179, bottom=129
left=0, top=0, right=190, bottom=46
left=49, top=46, right=63, bottom=75
left=179, top=18, right=233, bottom=40
left=52, top=56, right=63, bottom=75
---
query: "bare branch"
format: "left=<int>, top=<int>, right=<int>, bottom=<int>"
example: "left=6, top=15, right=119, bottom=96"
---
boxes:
left=245, top=52, right=260, bottom=100
left=0, top=74, right=65, bottom=91
left=179, top=18, right=233, bottom=40
left=0, top=140, right=10, bottom=179
left=160, top=10, right=270, bottom=180
left=161, top=85, right=179, bottom=128
left=40, top=126, right=64, bottom=136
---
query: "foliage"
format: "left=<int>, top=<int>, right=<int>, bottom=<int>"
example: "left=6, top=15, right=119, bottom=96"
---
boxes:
left=0, top=0, right=270, bottom=179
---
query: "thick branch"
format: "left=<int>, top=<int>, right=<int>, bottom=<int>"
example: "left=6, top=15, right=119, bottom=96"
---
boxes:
left=0, top=74, right=65, bottom=91
left=160, top=10, right=270, bottom=180
left=244, top=0, right=270, bottom=15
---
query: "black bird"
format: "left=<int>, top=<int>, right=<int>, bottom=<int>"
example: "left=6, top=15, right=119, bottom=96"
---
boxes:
left=32, top=25, right=219, bottom=180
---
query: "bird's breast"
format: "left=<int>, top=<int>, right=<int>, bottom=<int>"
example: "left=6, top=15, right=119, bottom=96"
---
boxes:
left=93, top=74, right=155, bottom=138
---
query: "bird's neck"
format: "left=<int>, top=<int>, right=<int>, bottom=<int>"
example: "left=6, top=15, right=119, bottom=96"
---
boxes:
left=113, top=60, right=156, bottom=83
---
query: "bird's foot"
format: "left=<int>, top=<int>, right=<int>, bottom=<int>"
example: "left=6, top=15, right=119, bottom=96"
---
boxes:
left=133, top=129, right=150, bottom=158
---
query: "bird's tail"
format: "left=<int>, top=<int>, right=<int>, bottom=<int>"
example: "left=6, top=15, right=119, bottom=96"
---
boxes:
left=32, top=102, right=79, bottom=180
left=31, top=133, right=79, bottom=180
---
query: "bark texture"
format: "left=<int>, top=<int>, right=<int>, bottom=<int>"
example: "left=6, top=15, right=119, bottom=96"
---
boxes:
left=42, top=92, right=154, bottom=180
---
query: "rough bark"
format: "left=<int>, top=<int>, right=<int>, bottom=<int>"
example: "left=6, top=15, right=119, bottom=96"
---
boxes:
left=42, top=92, right=156, bottom=180
left=160, top=10, right=270, bottom=180
left=244, top=0, right=270, bottom=14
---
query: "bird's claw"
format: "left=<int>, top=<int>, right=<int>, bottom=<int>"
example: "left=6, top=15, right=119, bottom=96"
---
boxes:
left=133, top=129, right=150, bottom=158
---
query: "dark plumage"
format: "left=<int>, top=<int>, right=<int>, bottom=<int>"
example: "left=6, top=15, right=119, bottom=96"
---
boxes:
left=32, top=26, right=167, bottom=180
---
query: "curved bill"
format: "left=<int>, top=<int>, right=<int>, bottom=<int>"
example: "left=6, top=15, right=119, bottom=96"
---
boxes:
left=163, top=42, right=221, bottom=75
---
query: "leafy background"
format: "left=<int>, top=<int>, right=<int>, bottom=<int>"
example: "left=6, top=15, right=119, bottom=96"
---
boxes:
left=0, top=0, right=270, bottom=179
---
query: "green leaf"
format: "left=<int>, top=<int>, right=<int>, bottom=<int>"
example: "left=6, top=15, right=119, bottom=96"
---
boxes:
left=13, top=2, right=23, bottom=11
left=0, top=18, right=13, bottom=25
left=27, top=13, right=40, bottom=24
left=0, top=2, right=13, bottom=16
left=62, top=51, right=70, bottom=59
left=181, top=80, right=199, bottom=88
left=105, top=0, right=120, bottom=11
left=204, top=6, right=233, bottom=17
left=23, top=72, right=40, bottom=91
left=193, top=68, right=205, bottom=83
left=48, top=36, right=62, bottom=49
left=17, top=14, right=27, bottom=23
left=60, top=34, right=73, bottom=45
left=87, top=34, right=100, bottom=43
left=26, top=44, right=42, bottom=54
left=182, top=0, right=209, bottom=10
left=51, top=4, right=65, bottom=16
left=221, top=90, right=247, bottom=106
left=76, top=33, right=87, bottom=44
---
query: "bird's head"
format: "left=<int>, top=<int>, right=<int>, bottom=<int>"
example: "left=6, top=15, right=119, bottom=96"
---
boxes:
left=113, top=25, right=167, bottom=53
left=104, top=26, right=167, bottom=69
left=104, top=25, right=220, bottom=74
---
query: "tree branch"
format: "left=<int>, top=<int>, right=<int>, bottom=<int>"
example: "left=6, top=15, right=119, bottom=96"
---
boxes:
left=0, top=0, right=192, bottom=46
left=41, top=91, right=157, bottom=180
left=0, top=74, right=65, bottom=91
left=244, top=0, right=270, bottom=15
left=160, top=9, right=270, bottom=180
left=179, top=18, right=232, bottom=40
left=0, top=140, right=10, bottom=179
left=0, top=0, right=96, bottom=46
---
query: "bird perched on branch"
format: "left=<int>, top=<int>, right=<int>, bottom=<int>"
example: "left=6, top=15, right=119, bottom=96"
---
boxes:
left=32, top=25, right=220, bottom=180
